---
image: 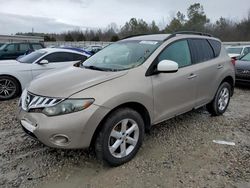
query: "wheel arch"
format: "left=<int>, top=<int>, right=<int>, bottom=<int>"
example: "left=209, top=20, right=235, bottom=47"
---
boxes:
left=90, top=102, right=151, bottom=149
left=220, top=76, right=235, bottom=96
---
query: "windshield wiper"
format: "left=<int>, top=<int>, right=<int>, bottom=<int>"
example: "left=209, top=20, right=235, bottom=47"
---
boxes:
left=83, top=65, right=112, bottom=71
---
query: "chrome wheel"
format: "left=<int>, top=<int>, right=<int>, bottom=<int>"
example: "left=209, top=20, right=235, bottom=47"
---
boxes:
left=108, top=119, right=139, bottom=158
left=218, top=87, right=229, bottom=111
left=0, top=78, right=17, bottom=99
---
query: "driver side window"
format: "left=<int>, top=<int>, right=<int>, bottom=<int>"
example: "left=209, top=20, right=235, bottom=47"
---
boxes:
left=158, top=40, right=191, bottom=68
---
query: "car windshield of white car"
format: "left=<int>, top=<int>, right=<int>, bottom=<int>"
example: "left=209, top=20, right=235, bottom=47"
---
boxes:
left=18, top=50, right=47, bottom=64
left=82, top=40, right=162, bottom=71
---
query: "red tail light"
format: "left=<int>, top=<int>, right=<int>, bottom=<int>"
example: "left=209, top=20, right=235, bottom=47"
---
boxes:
left=231, top=57, right=236, bottom=66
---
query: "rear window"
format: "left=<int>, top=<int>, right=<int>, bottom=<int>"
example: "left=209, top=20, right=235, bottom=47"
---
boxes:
left=208, top=40, right=221, bottom=57
left=226, top=47, right=243, bottom=54
left=188, top=39, right=214, bottom=64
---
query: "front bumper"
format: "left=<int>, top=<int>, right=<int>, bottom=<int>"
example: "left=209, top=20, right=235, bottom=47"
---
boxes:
left=17, top=104, right=109, bottom=149
left=236, top=75, right=250, bottom=84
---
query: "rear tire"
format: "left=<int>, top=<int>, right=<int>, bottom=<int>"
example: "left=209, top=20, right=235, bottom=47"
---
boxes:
left=0, top=76, right=20, bottom=100
left=206, top=82, right=231, bottom=116
left=95, top=108, right=144, bottom=166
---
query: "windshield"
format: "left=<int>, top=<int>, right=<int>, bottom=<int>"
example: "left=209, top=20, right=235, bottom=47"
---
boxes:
left=227, top=47, right=243, bottom=54
left=240, top=53, right=250, bottom=61
left=18, top=50, right=47, bottom=63
left=82, top=40, right=162, bottom=71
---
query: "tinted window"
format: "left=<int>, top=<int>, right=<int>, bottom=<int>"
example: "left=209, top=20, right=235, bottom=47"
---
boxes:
left=188, top=39, right=214, bottom=64
left=208, top=40, right=221, bottom=57
left=158, top=40, right=191, bottom=68
left=32, top=44, right=43, bottom=50
left=43, top=52, right=77, bottom=63
left=6, top=44, right=16, bottom=51
left=19, top=44, right=30, bottom=52
left=71, top=53, right=87, bottom=61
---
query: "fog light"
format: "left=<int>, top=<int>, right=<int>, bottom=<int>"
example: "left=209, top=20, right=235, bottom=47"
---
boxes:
left=51, top=134, right=69, bottom=146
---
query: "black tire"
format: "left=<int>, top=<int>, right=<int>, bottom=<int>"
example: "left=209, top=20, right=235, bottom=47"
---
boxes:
left=0, top=76, right=20, bottom=100
left=206, top=82, right=231, bottom=116
left=95, top=108, right=145, bottom=166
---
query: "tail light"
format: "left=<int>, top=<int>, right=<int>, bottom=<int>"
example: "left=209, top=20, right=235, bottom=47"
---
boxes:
left=231, top=57, right=236, bottom=66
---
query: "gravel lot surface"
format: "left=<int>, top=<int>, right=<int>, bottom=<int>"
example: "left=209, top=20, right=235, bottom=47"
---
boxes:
left=0, top=86, right=250, bottom=188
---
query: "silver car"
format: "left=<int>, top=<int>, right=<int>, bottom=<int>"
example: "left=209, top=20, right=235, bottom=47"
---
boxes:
left=18, top=32, right=235, bottom=166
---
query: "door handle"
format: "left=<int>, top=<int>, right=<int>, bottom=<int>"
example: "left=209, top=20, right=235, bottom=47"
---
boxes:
left=217, top=64, right=224, bottom=69
left=188, top=73, right=197, bottom=79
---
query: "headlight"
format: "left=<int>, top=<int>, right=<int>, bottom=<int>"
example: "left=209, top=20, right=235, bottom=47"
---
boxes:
left=42, top=99, right=94, bottom=116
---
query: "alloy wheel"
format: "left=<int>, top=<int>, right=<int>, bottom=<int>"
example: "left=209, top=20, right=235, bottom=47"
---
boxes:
left=0, top=78, right=17, bottom=99
left=218, top=87, right=229, bottom=111
left=108, top=118, right=139, bottom=158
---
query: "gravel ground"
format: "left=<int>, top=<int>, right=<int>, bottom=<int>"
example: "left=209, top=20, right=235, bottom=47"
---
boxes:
left=0, top=86, right=250, bottom=188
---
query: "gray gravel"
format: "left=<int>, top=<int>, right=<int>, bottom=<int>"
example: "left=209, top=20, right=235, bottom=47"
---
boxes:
left=0, top=87, right=250, bottom=188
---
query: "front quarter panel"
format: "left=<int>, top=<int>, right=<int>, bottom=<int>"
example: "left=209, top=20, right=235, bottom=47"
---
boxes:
left=0, top=64, right=33, bottom=90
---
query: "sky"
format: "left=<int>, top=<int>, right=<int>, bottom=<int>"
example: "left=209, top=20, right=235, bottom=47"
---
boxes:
left=0, top=0, right=249, bottom=34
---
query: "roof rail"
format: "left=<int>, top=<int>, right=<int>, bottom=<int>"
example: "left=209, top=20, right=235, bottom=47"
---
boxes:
left=122, top=33, right=149, bottom=40
left=164, top=31, right=213, bottom=41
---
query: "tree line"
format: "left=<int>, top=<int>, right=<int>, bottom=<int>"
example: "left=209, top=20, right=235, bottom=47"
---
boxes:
left=17, top=3, right=250, bottom=42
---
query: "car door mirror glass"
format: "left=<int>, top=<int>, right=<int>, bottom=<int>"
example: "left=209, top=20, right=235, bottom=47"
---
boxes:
left=157, top=60, right=179, bottom=73
left=39, top=59, right=49, bottom=65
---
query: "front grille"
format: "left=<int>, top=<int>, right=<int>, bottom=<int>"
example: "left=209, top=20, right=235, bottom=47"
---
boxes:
left=237, top=69, right=250, bottom=75
left=21, top=90, right=63, bottom=111
left=21, top=125, right=37, bottom=139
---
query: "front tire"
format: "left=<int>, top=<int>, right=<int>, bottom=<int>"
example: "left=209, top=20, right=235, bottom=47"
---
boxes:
left=207, top=82, right=231, bottom=116
left=95, top=108, right=145, bottom=166
left=0, top=76, right=20, bottom=100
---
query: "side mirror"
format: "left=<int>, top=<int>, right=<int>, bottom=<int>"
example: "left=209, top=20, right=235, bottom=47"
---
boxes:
left=157, top=60, right=179, bottom=73
left=3, top=49, right=8, bottom=52
left=38, top=59, right=49, bottom=65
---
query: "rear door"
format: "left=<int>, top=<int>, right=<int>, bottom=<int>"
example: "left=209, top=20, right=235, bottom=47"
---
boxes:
left=31, top=52, right=84, bottom=78
left=188, top=38, right=222, bottom=107
left=151, top=39, right=198, bottom=123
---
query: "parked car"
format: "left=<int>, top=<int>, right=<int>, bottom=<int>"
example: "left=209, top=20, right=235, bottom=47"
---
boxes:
left=0, top=43, right=4, bottom=47
left=235, top=53, right=250, bottom=84
left=59, top=47, right=92, bottom=56
left=84, top=45, right=103, bottom=54
left=0, top=48, right=90, bottom=100
left=0, top=42, right=45, bottom=60
left=226, top=45, right=250, bottom=59
left=18, top=32, right=235, bottom=166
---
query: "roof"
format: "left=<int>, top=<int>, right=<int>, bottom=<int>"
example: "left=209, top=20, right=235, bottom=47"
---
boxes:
left=122, top=34, right=171, bottom=41
left=227, top=45, right=250, bottom=48
left=40, top=48, right=91, bottom=57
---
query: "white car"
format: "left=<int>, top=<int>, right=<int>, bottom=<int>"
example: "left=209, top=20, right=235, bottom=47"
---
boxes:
left=226, top=45, right=250, bottom=59
left=0, top=48, right=90, bottom=100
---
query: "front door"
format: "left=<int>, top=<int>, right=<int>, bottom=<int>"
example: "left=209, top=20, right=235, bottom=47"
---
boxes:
left=151, top=40, right=197, bottom=123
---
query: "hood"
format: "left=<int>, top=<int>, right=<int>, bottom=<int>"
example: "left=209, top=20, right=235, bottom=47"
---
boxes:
left=235, top=60, right=250, bottom=70
left=0, top=60, right=19, bottom=66
left=28, top=66, right=128, bottom=98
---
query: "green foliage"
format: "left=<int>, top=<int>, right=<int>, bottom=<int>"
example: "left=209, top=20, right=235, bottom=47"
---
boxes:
left=64, top=33, right=74, bottom=41
left=120, top=18, right=150, bottom=37
left=110, top=35, right=119, bottom=42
